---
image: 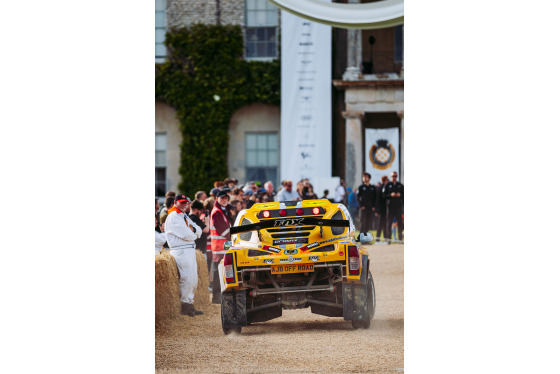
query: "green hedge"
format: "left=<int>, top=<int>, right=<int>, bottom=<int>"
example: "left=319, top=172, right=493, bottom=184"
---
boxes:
left=156, top=24, right=280, bottom=197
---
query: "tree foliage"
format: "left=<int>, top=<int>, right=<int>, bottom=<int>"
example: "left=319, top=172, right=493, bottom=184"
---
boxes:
left=156, top=24, right=280, bottom=196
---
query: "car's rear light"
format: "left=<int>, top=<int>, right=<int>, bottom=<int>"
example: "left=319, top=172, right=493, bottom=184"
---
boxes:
left=348, top=245, right=360, bottom=275
left=312, top=207, right=320, bottom=215
left=224, top=253, right=235, bottom=283
left=262, top=210, right=271, bottom=218
left=279, top=209, right=287, bottom=217
left=296, top=208, right=304, bottom=215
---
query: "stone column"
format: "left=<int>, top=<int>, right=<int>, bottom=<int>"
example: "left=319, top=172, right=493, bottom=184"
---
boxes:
left=398, top=110, right=404, bottom=183
left=342, top=0, right=362, bottom=81
left=343, top=111, right=365, bottom=189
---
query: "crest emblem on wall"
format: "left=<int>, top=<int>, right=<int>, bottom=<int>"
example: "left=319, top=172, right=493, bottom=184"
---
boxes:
left=369, top=139, right=395, bottom=170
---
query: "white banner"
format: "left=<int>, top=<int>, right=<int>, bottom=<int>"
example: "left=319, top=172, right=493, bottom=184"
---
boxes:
left=365, top=128, right=400, bottom=184
left=280, top=5, right=332, bottom=183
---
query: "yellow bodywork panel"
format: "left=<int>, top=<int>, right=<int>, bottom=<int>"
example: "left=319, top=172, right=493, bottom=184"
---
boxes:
left=222, top=199, right=367, bottom=290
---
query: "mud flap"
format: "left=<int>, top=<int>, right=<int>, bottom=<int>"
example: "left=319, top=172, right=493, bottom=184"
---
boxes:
left=221, top=290, right=247, bottom=328
left=343, top=254, right=369, bottom=321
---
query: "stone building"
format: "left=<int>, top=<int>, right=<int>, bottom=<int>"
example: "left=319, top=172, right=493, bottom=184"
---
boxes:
left=155, top=0, right=403, bottom=195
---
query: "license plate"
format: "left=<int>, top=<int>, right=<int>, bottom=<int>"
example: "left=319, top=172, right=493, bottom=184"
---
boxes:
left=270, top=263, right=314, bottom=274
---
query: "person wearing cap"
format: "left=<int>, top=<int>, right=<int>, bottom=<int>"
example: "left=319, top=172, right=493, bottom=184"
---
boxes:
left=210, top=189, right=234, bottom=304
left=165, top=193, right=204, bottom=316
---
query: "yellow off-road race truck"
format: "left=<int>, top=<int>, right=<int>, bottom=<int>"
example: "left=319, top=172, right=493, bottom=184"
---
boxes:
left=217, top=199, right=375, bottom=334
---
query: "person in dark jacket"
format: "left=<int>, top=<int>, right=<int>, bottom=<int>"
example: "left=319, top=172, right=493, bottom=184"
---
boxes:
left=383, top=171, right=404, bottom=243
left=357, top=172, right=377, bottom=237
left=188, top=200, right=210, bottom=254
left=375, top=176, right=389, bottom=242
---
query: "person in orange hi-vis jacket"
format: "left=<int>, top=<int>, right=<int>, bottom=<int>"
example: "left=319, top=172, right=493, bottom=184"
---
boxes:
left=210, top=189, right=234, bottom=304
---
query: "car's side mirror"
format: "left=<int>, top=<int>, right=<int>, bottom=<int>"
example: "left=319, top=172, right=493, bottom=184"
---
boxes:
left=224, top=241, right=232, bottom=251
left=358, top=233, right=374, bottom=243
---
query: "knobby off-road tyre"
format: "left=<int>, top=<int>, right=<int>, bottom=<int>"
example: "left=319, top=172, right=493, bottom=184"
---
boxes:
left=352, top=271, right=376, bottom=329
left=221, top=291, right=246, bottom=335
left=222, top=326, right=242, bottom=335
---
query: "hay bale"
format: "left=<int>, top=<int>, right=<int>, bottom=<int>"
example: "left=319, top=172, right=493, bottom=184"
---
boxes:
left=155, top=250, right=212, bottom=324
left=155, top=252, right=181, bottom=323
left=193, top=250, right=211, bottom=310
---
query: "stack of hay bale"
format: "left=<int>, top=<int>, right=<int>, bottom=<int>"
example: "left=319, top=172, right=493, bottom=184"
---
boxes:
left=155, top=250, right=211, bottom=324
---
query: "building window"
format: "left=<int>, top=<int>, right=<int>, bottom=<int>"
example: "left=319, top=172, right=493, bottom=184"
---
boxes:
left=245, top=132, right=278, bottom=187
left=155, top=133, right=167, bottom=196
left=245, top=0, right=278, bottom=60
left=394, top=25, right=403, bottom=64
left=155, top=0, right=167, bottom=63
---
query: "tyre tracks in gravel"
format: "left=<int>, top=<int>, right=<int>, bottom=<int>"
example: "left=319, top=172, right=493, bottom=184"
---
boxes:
left=156, top=243, right=403, bottom=374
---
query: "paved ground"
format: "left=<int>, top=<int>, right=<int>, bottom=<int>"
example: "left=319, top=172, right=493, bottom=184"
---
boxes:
left=155, top=243, right=403, bottom=374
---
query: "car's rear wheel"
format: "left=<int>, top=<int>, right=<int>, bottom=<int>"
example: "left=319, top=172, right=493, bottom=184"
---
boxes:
left=352, top=271, right=375, bottom=329
left=222, top=326, right=242, bottom=335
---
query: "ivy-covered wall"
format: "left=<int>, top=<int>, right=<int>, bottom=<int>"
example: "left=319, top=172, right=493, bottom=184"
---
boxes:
left=155, top=24, right=280, bottom=197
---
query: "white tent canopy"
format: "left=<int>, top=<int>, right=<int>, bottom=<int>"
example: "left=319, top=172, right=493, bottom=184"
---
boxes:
left=268, top=0, right=404, bottom=29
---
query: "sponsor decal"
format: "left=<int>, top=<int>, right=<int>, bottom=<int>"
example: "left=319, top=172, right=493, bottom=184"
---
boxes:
left=306, top=242, right=319, bottom=249
left=255, top=203, right=278, bottom=209
left=315, top=236, right=343, bottom=246
left=268, top=247, right=281, bottom=253
left=280, top=257, right=302, bottom=263
left=284, top=248, right=298, bottom=255
left=240, top=261, right=250, bottom=264
left=273, top=218, right=305, bottom=227
left=273, top=238, right=308, bottom=246
left=309, top=256, right=319, bottom=262
left=263, top=259, right=274, bottom=265
left=302, top=200, right=328, bottom=207
left=369, top=139, right=395, bottom=170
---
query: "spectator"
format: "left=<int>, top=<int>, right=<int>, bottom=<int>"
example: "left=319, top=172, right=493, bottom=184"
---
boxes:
left=155, top=216, right=166, bottom=254
left=233, top=187, right=244, bottom=202
left=210, top=189, right=234, bottom=304
left=203, top=198, right=214, bottom=277
left=296, top=180, right=305, bottom=199
left=375, top=176, right=389, bottom=243
left=358, top=172, right=377, bottom=238
left=195, top=190, right=207, bottom=203
left=302, top=184, right=318, bottom=200
left=245, top=189, right=256, bottom=209
left=159, top=196, right=176, bottom=227
left=383, top=171, right=404, bottom=243
left=230, top=199, right=242, bottom=223
left=214, top=181, right=225, bottom=189
left=155, top=202, right=162, bottom=234
left=264, top=181, right=276, bottom=201
left=189, top=200, right=210, bottom=255
left=334, top=179, right=346, bottom=204
left=321, top=189, right=329, bottom=200
left=165, top=193, right=203, bottom=316
left=275, top=180, right=301, bottom=202
left=224, top=178, right=236, bottom=190
left=157, top=191, right=176, bottom=216
left=243, top=181, right=256, bottom=194
left=347, top=187, right=360, bottom=223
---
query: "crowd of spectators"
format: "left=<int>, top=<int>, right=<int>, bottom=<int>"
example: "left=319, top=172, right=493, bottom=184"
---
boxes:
left=155, top=174, right=403, bottom=312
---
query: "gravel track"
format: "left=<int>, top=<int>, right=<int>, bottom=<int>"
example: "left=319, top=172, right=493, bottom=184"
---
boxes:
left=155, top=243, right=403, bottom=374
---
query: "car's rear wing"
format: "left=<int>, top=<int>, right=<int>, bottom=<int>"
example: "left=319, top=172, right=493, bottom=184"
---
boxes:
left=230, top=217, right=350, bottom=235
